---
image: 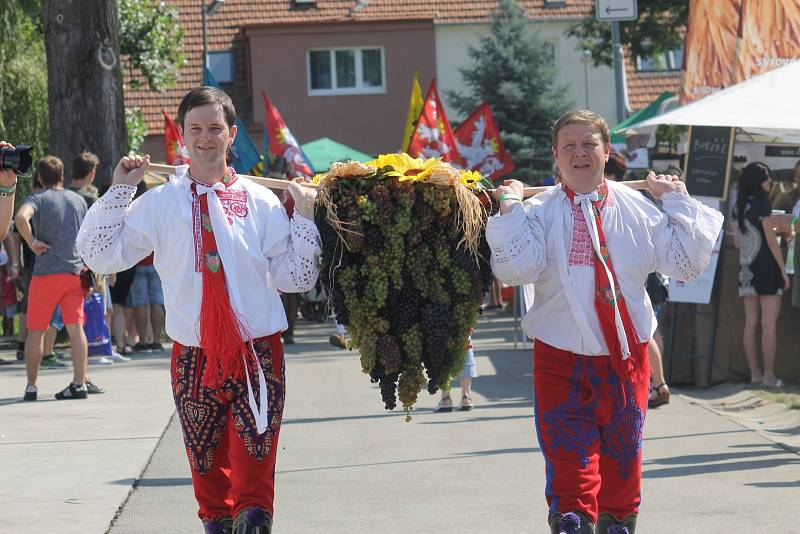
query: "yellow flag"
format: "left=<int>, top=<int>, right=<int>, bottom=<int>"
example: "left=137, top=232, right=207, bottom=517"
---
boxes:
left=401, top=72, right=424, bottom=152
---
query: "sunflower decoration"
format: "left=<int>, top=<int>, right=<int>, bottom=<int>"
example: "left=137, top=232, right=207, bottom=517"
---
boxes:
left=314, top=153, right=494, bottom=420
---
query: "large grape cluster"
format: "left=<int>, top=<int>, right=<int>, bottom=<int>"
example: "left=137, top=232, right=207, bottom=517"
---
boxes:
left=316, top=172, right=493, bottom=418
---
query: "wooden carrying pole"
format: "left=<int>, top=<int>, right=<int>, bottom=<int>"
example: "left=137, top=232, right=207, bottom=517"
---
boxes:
left=147, top=163, right=649, bottom=198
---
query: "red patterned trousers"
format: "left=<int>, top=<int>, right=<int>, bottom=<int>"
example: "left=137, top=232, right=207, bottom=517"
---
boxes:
left=171, top=332, right=285, bottom=522
left=533, top=340, right=649, bottom=524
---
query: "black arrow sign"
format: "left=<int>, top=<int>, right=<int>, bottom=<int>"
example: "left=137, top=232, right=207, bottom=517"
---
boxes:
left=606, top=6, right=630, bottom=13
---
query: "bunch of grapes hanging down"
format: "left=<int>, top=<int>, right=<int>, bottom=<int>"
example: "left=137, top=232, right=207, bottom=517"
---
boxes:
left=314, top=155, right=494, bottom=420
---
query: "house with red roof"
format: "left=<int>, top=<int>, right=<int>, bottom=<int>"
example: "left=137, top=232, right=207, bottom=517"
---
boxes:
left=128, top=1, right=681, bottom=162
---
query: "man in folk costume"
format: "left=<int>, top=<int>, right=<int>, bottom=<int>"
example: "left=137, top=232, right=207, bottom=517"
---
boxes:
left=487, top=110, right=723, bottom=534
left=77, top=87, right=320, bottom=533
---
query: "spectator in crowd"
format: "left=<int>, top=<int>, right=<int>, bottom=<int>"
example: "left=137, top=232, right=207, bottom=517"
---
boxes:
left=734, top=162, right=788, bottom=388
left=436, top=336, right=477, bottom=412
left=486, top=280, right=505, bottom=310
left=15, top=155, right=104, bottom=401
left=604, top=152, right=671, bottom=407
left=126, top=182, right=165, bottom=352
left=130, top=251, right=165, bottom=352
left=0, top=234, right=19, bottom=336
left=109, top=268, right=137, bottom=354
left=0, top=141, right=20, bottom=239
left=774, top=160, right=800, bottom=311
left=69, top=151, right=100, bottom=208
left=279, top=190, right=298, bottom=344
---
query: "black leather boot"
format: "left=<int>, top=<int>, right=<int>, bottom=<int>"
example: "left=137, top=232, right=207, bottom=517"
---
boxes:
left=202, top=516, right=232, bottom=534
left=596, top=512, right=637, bottom=534
left=232, top=507, right=272, bottom=534
left=549, top=511, right=595, bottom=534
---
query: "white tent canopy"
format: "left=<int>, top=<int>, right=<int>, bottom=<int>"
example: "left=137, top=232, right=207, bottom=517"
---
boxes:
left=622, top=60, right=800, bottom=133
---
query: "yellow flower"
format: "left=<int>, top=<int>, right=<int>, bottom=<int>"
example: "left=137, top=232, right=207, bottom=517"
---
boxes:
left=366, top=153, right=440, bottom=181
left=459, top=170, right=483, bottom=190
left=312, top=173, right=327, bottom=185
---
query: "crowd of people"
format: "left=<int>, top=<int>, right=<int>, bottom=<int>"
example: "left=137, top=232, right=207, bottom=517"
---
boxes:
left=0, top=151, right=167, bottom=401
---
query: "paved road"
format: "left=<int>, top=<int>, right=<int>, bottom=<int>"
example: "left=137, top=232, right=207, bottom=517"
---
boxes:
left=2, top=313, right=798, bottom=533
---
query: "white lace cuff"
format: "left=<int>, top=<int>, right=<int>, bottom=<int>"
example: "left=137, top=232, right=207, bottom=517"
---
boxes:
left=661, top=193, right=724, bottom=281
left=76, top=184, right=138, bottom=269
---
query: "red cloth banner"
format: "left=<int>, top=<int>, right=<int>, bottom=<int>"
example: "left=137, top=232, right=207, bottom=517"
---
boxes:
left=263, top=92, right=314, bottom=177
left=454, top=102, right=515, bottom=182
left=407, top=80, right=461, bottom=164
left=162, top=110, right=190, bottom=166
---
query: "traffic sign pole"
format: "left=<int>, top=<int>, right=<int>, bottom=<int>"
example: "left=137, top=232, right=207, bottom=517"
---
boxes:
left=612, top=20, right=626, bottom=123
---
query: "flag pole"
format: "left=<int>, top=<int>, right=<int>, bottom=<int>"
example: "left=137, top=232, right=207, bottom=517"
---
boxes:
left=147, top=163, right=648, bottom=197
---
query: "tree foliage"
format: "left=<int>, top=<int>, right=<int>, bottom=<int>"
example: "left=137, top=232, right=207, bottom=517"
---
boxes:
left=447, top=0, right=572, bottom=183
left=1, top=0, right=183, bottom=165
left=118, top=0, right=185, bottom=91
left=0, top=1, right=49, bottom=156
left=566, top=0, right=689, bottom=67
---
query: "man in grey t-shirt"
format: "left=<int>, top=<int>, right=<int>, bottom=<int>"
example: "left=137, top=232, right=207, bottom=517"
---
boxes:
left=14, top=155, right=104, bottom=401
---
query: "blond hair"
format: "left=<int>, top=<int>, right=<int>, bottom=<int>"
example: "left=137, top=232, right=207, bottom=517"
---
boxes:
left=551, top=110, right=610, bottom=147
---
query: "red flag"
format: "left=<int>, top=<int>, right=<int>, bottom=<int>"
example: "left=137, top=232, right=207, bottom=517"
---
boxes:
left=407, top=81, right=461, bottom=164
left=263, top=92, right=314, bottom=177
left=162, top=110, right=190, bottom=166
left=454, top=102, right=515, bottom=182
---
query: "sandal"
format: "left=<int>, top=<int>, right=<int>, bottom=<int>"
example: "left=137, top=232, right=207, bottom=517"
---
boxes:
left=762, top=377, right=785, bottom=388
left=648, top=383, right=670, bottom=409
left=118, top=345, right=134, bottom=356
left=460, top=395, right=473, bottom=411
left=435, top=396, right=454, bottom=413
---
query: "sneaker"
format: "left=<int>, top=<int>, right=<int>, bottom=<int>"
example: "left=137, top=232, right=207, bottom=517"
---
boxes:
left=53, top=350, right=66, bottom=360
left=86, top=380, right=105, bottom=395
left=89, top=356, right=114, bottom=365
left=133, top=342, right=151, bottom=352
left=40, top=354, right=69, bottom=369
left=55, top=383, right=88, bottom=400
left=328, top=334, right=348, bottom=349
left=16, top=349, right=24, bottom=361
left=23, top=386, right=37, bottom=401
left=108, top=351, right=131, bottom=363
left=148, top=342, right=165, bottom=352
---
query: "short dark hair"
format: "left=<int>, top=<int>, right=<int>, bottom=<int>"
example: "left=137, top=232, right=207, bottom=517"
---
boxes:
left=604, top=151, right=627, bottom=181
left=177, top=86, right=236, bottom=130
left=72, top=151, right=99, bottom=181
left=37, top=156, right=64, bottom=188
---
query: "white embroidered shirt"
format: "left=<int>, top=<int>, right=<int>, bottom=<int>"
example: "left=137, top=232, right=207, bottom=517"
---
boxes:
left=487, top=180, right=724, bottom=355
left=76, top=166, right=321, bottom=347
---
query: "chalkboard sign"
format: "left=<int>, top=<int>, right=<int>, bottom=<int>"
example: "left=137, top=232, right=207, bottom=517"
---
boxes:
left=684, top=126, right=735, bottom=199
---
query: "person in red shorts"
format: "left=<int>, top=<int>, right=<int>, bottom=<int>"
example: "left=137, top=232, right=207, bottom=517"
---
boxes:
left=15, top=155, right=104, bottom=401
left=77, top=87, right=319, bottom=534
left=487, top=110, right=724, bottom=534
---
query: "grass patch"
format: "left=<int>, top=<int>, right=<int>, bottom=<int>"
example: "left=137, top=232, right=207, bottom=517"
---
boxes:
left=748, top=383, right=800, bottom=410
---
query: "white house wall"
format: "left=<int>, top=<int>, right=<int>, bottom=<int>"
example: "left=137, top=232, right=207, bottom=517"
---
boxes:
left=434, top=21, right=617, bottom=127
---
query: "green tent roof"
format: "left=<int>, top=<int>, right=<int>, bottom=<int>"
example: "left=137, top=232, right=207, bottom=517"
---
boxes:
left=300, top=137, right=374, bottom=173
left=611, top=92, right=675, bottom=144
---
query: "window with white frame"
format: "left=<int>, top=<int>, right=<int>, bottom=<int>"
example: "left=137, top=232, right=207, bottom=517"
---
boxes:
left=635, top=48, right=683, bottom=72
left=307, top=47, right=385, bottom=95
left=207, top=50, right=234, bottom=83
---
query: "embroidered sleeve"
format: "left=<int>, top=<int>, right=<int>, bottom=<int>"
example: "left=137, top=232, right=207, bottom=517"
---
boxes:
left=76, top=184, right=154, bottom=274
left=652, top=192, right=724, bottom=281
left=485, top=201, right=547, bottom=286
left=266, top=211, right=321, bottom=293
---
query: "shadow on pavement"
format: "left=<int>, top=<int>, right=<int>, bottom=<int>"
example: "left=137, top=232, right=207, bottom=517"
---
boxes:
left=642, top=458, right=800, bottom=479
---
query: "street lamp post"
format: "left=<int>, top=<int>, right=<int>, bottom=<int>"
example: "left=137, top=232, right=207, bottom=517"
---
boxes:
left=580, top=49, right=592, bottom=109
left=201, top=0, right=224, bottom=81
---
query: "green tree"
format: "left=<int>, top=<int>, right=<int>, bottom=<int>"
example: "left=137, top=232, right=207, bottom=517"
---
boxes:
left=1, top=0, right=183, bottom=169
left=118, top=0, right=185, bottom=90
left=0, top=1, right=49, bottom=202
left=566, top=0, right=688, bottom=67
left=447, top=0, right=572, bottom=183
